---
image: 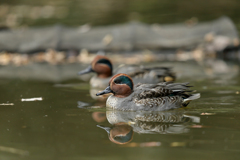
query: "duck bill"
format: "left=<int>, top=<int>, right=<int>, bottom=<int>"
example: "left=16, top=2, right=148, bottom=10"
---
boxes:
left=96, top=86, right=112, bottom=96
left=97, top=125, right=111, bottom=134
left=78, top=66, right=93, bottom=75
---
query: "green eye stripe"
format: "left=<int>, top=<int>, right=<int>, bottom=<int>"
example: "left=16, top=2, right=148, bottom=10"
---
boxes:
left=96, top=59, right=112, bottom=70
left=114, top=76, right=133, bottom=90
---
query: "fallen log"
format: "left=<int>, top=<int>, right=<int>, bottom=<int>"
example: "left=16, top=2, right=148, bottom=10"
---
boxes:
left=0, top=16, right=238, bottom=53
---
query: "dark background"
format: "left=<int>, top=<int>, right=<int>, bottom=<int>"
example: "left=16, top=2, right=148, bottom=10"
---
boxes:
left=0, top=0, right=239, bottom=32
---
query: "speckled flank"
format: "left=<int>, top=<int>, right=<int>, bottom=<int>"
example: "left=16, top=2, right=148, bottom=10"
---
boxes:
left=106, top=95, right=135, bottom=111
left=106, top=95, right=116, bottom=109
left=133, top=96, right=181, bottom=108
left=136, top=87, right=173, bottom=99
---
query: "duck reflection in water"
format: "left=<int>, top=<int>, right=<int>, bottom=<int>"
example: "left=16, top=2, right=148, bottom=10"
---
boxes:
left=97, top=110, right=200, bottom=145
left=77, top=100, right=107, bottom=123
left=97, top=123, right=134, bottom=145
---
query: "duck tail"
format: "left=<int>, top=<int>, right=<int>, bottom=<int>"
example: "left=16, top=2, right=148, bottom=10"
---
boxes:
left=182, top=93, right=200, bottom=107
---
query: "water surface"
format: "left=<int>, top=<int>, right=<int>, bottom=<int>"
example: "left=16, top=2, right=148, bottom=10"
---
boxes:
left=0, top=73, right=240, bottom=160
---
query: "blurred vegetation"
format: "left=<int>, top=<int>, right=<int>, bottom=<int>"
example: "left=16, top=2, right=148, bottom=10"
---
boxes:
left=0, top=0, right=240, bottom=32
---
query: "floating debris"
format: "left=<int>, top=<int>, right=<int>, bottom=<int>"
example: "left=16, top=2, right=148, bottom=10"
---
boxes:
left=0, top=103, right=14, bottom=105
left=122, top=142, right=161, bottom=147
left=139, top=142, right=161, bottom=147
left=216, top=90, right=235, bottom=94
left=21, top=97, right=43, bottom=101
left=170, top=142, right=186, bottom=147
left=91, top=106, right=103, bottom=109
left=190, top=125, right=205, bottom=128
left=0, top=145, right=29, bottom=156
left=200, top=113, right=216, bottom=115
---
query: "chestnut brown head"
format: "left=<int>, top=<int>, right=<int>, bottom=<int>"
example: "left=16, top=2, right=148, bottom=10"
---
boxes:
left=78, top=55, right=112, bottom=78
left=96, top=73, right=134, bottom=98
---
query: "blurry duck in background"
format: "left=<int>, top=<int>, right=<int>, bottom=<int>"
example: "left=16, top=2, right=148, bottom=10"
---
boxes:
left=78, top=55, right=175, bottom=89
left=96, top=73, right=200, bottom=111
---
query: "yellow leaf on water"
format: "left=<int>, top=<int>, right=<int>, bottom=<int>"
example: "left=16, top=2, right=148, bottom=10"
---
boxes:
left=170, top=142, right=186, bottom=147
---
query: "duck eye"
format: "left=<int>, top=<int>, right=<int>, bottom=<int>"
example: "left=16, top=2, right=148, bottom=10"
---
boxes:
left=114, top=80, right=121, bottom=84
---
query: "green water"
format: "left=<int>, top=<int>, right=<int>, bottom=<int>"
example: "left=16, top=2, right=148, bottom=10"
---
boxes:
left=1, top=0, right=240, bottom=159
left=1, top=71, right=240, bottom=160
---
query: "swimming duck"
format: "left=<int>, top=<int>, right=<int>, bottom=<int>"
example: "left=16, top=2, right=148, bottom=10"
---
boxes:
left=78, top=55, right=175, bottom=88
left=96, top=73, right=200, bottom=111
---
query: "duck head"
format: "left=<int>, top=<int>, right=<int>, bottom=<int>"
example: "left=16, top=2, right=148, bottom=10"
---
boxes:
left=96, top=73, right=133, bottom=98
left=78, top=55, right=113, bottom=78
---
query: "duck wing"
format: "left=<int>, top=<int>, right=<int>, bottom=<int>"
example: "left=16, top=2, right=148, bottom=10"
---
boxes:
left=134, top=82, right=191, bottom=100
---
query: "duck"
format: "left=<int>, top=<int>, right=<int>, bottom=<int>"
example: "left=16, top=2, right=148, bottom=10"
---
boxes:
left=78, top=55, right=175, bottom=88
left=96, top=73, right=200, bottom=111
